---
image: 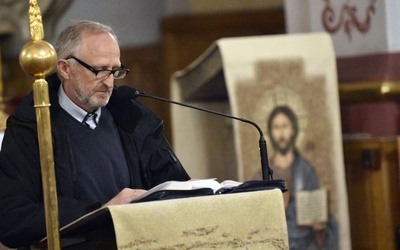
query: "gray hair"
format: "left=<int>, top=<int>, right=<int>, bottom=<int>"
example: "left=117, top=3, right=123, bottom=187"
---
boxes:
left=55, top=20, right=118, bottom=60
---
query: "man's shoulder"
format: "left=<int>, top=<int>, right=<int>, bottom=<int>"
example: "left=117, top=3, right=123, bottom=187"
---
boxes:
left=107, top=89, right=162, bottom=135
left=11, top=73, right=61, bottom=122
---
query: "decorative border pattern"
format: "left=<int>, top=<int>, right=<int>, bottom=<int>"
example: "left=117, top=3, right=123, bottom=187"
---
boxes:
left=321, top=0, right=377, bottom=40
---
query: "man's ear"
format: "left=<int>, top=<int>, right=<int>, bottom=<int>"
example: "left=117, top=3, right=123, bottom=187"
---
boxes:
left=57, top=60, right=70, bottom=80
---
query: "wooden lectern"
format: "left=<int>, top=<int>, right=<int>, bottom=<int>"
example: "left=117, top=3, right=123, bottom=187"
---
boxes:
left=36, top=189, right=288, bottom=249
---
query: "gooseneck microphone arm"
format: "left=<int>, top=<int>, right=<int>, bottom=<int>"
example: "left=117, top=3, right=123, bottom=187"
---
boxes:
left=135, top=90, right=273, bottom=181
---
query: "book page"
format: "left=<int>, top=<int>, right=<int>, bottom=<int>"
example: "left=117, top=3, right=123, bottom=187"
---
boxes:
left=130, top=179, right=242, bottom=203
left=296, top=188, right=328, bottom=226
left=220, top=179, right=242, bottom=188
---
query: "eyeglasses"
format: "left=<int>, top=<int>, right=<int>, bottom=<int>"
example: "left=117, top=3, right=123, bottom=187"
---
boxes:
left=65, top=55, right=129, bottom=80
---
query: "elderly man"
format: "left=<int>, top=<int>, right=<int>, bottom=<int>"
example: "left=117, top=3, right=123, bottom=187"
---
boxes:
left=0, top=20, right=189, bottom=248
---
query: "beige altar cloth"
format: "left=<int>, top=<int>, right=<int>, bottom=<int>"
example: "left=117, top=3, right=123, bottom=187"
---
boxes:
left=37, top=189, right=288, bottom=249
left=106, top=189, right=288, bottom=249
left=171, top=33, right=351, bottom=249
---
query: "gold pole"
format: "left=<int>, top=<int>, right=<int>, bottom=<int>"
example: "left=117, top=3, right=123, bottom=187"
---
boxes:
left=19, top=0, right=60, bottom=249
left=339, top=81, right=400, bottom=102
left=0, top=47, right=3, bottom=98
left=0, top=47, right=8, bottom=131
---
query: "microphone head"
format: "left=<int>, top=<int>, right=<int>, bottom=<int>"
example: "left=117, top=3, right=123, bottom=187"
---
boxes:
left=115, top=85, right=141, bottom=100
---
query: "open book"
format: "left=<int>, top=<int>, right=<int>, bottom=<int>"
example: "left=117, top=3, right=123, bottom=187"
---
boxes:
left=296, top=188, right=328, bottom=226
left=131, top=179, right=242, bottom=203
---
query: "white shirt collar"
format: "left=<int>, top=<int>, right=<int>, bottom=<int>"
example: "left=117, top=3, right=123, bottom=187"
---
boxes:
left=58, top=84, right=101, bottom=124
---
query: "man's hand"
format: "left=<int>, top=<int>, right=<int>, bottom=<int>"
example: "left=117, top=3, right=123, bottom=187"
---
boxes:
left=103, top=188, right=147, bottom=207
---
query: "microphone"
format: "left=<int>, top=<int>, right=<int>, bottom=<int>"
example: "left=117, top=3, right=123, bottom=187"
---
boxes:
left=116, top=85, right=273, bottom=181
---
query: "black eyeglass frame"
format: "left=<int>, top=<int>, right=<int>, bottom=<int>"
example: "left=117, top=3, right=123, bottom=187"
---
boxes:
left=65, top=55, right=129, bottom=79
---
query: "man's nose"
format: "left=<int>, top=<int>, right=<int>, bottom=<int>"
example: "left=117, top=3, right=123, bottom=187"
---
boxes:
left=102, top=73, right=114, bottom=87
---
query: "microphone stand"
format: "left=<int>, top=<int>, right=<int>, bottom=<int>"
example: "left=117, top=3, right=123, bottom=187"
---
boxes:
left=137, top=91, right=274, bottom=181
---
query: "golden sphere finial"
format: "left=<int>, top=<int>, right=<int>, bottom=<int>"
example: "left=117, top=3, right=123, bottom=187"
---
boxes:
left=19, top=40, right=57, bottom=79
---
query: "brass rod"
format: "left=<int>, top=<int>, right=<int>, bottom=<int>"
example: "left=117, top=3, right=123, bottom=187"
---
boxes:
left=0, top=47, right=3, bottom=97
left=33, top=79, right=60, bottom=249
left=339, top=81, right=400, bottom=103
left=19, top=0, right=60, bottom=248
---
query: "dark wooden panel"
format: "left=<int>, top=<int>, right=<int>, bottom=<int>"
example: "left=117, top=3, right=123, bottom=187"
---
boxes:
left=343, top=138, right=400, bottom=250
left=161, top=9, right=286, bottom=141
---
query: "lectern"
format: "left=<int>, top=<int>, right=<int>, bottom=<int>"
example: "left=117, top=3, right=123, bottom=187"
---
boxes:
left=36, top=189, right=288, bottom=249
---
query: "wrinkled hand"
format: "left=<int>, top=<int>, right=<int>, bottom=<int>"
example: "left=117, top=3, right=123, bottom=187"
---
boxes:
left=103, top=188, right=147, bottom=207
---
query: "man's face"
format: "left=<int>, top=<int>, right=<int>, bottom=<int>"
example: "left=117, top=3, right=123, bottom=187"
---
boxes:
left=63, top=32, right=121, bottom=112
left=270, top=113, right=296, bottom=155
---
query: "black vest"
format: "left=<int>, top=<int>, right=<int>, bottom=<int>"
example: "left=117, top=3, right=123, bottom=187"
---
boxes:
left=62, top=107, right=130, bottom=204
